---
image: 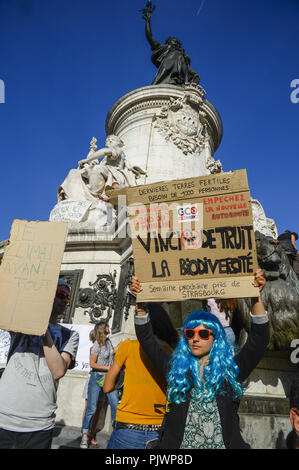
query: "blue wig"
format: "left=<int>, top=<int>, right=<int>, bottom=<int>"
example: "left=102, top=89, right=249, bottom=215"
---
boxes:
left=166, top=310, right=244, bottom=411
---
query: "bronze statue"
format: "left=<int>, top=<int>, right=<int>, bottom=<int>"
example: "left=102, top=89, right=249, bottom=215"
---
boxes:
left=234, top=232, right=299, bottom=351
left=140, top=1, right=200, bottom=86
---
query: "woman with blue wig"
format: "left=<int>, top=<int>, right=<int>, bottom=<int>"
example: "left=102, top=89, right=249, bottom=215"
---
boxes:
left=131, top=268, right=270, bottom=449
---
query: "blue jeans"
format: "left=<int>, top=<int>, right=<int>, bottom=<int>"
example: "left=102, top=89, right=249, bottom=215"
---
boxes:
left=107, top=426, right=159, bottom=449
left=107, top=388, right=119, bottom=423
left=81, top=372, right=119, bottom=435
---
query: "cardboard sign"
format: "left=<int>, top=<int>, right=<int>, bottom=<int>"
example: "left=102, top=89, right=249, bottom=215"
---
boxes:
left=0, top=220, right=68, bottom=335
left=109, top=169, right=259, bottom=302
left=50, top=200, right=92, bottom=222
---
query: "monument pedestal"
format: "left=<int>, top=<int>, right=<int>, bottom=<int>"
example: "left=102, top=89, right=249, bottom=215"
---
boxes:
left=239, top=351, right=299, bottom=448
left=106, top=84, right=223, bottom=183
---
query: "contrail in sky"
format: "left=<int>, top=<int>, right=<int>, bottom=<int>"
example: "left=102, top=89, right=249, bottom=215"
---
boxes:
left=196, top=0, right=207, bottom=16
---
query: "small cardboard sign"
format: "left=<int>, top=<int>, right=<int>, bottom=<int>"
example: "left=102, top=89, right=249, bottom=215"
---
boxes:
left=50, top=200, right=92, bottom=222
left=0, top=220, right=68, bottom=335
left=108, top=169, right=259, bottom=302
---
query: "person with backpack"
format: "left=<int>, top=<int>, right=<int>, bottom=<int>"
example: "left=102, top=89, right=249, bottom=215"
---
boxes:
left=0, top=279, right=79, bottom=449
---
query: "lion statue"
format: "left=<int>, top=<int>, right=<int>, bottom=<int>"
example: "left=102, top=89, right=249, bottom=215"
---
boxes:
left=231, top=231, right=299, bottom=351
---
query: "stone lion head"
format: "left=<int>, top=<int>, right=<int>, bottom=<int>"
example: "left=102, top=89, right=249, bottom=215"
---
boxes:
left=255, top=231, right=290, bottom=281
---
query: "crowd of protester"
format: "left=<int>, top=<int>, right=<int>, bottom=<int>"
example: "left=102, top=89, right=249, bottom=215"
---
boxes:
left=0, top=240, right=299, bottom=449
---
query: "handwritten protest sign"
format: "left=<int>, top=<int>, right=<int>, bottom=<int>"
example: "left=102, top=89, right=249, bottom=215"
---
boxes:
left=0, top=220, right=68, bottom=335
left=50, top=200, right=92, bottom=222
left=108, top=169, right=259, bottom=302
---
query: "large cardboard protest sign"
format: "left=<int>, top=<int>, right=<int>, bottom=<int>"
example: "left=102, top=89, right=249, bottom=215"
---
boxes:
left=0, top=220, right=68, bottom=335
left=109, top=169, right=259, bottom=302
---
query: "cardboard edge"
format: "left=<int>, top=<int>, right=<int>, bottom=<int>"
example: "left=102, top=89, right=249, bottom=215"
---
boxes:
left=136, top=276, right=260, bottom=303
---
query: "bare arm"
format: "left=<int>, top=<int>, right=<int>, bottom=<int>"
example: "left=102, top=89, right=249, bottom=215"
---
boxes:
left=250, top=268, right=267, bottom=316
left=89, top=352, right=110, bottom=372
left=42, top=330, right=71, bottom=381
left=130, top=276, right=145, bottom=313
left=103, top=361, right=121, bottom=393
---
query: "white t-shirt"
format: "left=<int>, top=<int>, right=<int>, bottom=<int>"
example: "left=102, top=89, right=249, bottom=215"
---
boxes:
left=0, top=324, right=79, bottom=432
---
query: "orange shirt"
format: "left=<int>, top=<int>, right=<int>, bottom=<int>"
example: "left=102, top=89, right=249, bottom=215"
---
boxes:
left=114, top=339, right=172, bottom=425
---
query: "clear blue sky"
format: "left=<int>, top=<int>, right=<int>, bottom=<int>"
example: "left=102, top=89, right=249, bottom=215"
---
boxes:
left=0, top=0, right=298, bottom=242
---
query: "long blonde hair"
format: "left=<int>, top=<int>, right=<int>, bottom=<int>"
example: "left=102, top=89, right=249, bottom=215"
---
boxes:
left=91, top=321, right=109, bottom=347
left=89, top=329, right=96, bottom=343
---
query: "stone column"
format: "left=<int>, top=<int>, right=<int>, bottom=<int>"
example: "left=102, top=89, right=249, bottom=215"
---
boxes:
left=105, top=84, right=223, bottom=184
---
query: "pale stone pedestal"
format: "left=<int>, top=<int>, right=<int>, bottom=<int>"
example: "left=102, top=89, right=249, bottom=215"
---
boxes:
left=106, top=84, right=223, bottom=184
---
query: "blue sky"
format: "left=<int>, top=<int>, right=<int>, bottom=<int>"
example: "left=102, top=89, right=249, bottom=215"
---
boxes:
left=0, top=0, right=298, bottom=242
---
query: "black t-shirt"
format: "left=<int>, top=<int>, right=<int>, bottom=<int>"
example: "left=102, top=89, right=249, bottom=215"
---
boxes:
left=278, top=231, right=298, bottom=255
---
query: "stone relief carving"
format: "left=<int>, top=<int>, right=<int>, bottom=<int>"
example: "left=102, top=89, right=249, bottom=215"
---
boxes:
left=205, top=151, right=223, bottom=175
left=198, top=126, right=222, bottom=175
left=153, top=91, right=207, bottom=156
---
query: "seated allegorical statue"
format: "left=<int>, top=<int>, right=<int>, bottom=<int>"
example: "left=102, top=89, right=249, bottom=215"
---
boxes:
left=58, top=135, right=146, bottom=203
left=51, top=135, right=146, bottom=227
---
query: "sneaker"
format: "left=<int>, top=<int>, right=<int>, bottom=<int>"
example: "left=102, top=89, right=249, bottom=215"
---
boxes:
left=80, top=436, right=89, bottom=449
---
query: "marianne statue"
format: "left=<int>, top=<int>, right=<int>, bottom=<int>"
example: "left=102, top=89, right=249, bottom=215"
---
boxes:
left=140, top=1, right=200, bottom=86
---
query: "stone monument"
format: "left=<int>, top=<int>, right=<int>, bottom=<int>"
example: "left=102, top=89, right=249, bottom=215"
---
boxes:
left=1, top=2, right=298, bottom=447
left=46, top=2, right=299, bottom=444
left=50, top=134, right=146, bottom=229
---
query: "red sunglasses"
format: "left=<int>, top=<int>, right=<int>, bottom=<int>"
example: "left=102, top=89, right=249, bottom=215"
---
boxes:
left=184, top=328, right=213, bottom=341
left=56, top=290, right=70, bottom=302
